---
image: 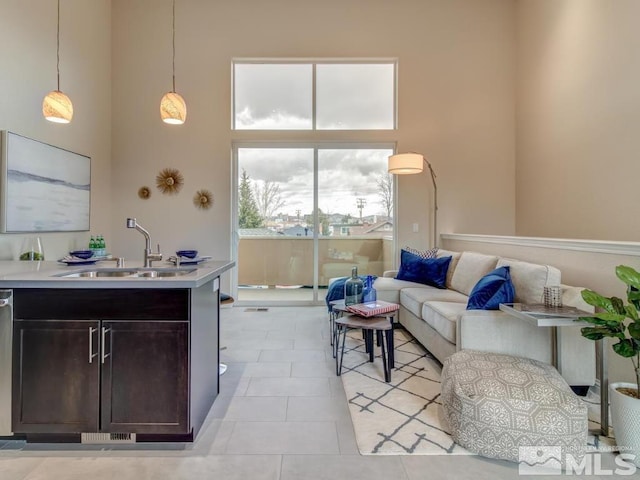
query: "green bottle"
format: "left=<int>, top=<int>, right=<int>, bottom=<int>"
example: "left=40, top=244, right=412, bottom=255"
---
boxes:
left=89, top=236, right=96, bottom=251
left=98, top=235, right=106, bottom=257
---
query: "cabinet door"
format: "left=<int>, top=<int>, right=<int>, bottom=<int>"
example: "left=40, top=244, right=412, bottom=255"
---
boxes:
left=12, top=320, right=100, bottom=433
left=101, top=321, right=189, bottom=434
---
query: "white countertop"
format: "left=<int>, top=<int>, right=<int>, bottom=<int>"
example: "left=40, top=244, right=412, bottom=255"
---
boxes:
left=0, top=260, right=235, bottom=289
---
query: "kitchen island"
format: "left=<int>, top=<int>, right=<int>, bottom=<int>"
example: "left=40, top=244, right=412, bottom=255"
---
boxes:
left=0, top=260, right=234, bottom=443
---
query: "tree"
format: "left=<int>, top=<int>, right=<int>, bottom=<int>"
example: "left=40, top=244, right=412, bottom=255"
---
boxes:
left=377, top=173, right=393, bottom=218
left=238, top=169, right=262, bottom=228
left=254, top=180, right=286, bottom=221
left=316, top=208, right=331, bottom=236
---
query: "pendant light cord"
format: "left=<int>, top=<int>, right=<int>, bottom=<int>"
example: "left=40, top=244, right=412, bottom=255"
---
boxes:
left=172, top=0, right=176, bottom=93
left=56, top=0, right=61, bottom=91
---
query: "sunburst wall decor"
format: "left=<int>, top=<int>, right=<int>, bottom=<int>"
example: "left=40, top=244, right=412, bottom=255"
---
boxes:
left=156, top=167, right=184, bottom=195
left=138, top=186, right=151, bottom=199
left=193, top=189, right=213, bottom=210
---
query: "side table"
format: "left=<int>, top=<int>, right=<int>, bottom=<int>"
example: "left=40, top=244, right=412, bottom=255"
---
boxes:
left=329, top=300, right=398, bottom=367
left=335, top=314, right=393, bottom=382
left=499, top=303, right=608, bottom=436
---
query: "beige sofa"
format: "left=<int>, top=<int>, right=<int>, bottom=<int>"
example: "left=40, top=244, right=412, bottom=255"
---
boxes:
left=374, top=249, right=596, bottom=386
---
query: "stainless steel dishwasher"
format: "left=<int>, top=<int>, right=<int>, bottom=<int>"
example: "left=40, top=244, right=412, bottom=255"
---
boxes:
left=0, top=289, right=12, bottom=436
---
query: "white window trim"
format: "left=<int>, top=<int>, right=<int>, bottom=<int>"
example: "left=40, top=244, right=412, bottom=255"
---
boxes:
left=231, top=58, right=398, bottom=131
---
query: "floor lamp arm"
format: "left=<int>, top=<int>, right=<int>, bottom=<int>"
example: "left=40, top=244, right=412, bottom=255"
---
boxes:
left=424, top=159, right=438, bottom=248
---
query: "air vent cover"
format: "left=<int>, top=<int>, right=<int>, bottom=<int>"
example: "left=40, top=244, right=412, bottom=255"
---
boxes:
left=81, top=432, right=136, bottom=444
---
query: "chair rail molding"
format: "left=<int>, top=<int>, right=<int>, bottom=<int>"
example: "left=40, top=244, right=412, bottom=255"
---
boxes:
left=441, top=234, right=640, bottom=257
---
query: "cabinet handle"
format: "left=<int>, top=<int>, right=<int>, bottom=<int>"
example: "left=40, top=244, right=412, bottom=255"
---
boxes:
left=101, top=327, right=112, bottom=364
left=89, top=327, right=98, bottom=363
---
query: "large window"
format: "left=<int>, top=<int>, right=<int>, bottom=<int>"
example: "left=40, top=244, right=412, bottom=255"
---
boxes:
left=233, top=61, right=396, bottom=130
left=232, top=59, right=397, bottom=304
left=234, top=145, right=394, bottom=303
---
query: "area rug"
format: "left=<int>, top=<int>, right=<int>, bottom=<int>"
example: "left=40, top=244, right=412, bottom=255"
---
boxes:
left=339, top=328, right=615, bottom=456
left=339, top=328, right=469, bottom=455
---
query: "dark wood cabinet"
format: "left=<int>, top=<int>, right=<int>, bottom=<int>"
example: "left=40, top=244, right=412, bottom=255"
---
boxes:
left=12, top=320, right=101, bottom=433
left=101, top=321, right=189, bottom=434
left=10, top=288, right=209, bottom=440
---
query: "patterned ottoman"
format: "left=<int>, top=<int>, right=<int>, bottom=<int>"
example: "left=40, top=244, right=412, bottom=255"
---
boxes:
left=441, top=350, right=588, bottom=463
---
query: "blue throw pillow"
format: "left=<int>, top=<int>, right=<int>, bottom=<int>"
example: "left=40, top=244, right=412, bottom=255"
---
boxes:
left=466, top=266, right=515, bottom=310
left=395, top=249, right=451, bottom=289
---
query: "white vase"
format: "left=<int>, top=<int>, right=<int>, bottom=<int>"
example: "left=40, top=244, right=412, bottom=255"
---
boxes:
left=610, top=382, right=640, bottom=467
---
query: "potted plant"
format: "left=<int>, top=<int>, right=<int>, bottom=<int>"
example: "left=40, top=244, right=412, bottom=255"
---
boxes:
left=579, top=264, right=640, bottom=465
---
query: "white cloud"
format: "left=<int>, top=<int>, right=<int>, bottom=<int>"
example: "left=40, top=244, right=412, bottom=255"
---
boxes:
left=239, top=147, right=392, bottom=218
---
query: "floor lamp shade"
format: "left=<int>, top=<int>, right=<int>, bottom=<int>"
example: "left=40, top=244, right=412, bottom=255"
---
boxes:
left=160, top=91, right=187, bottom=124
left=388, top=153, right=424, bottom=174
left=42, top=90, right=73, bottom=124
left=388, top=152, right=439, bottom=248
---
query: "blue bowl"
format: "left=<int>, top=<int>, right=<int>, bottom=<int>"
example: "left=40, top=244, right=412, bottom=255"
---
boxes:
left=70, top=250, right=94, bottom=259
left=176, top=250, right=198, bottom=259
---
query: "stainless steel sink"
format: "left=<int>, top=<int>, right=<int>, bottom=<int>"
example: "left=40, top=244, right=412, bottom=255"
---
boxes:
left=56, top=268, right=197, bottom=278
left=134, top=268, right=197, bottom=278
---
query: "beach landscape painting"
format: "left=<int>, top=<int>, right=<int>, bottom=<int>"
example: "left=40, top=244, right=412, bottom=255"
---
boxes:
left=0, top=131, right=90, bottom=232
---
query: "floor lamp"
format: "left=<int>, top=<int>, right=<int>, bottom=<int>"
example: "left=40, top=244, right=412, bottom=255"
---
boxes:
left=388, top=153, right=438, bottom=248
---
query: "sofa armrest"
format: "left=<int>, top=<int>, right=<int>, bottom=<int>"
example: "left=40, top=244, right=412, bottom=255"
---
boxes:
left=457, top=309, right=595, bottom=386
left=383, top=270, right=398, bottom=278
left=457, top=310, right=551, bottom=361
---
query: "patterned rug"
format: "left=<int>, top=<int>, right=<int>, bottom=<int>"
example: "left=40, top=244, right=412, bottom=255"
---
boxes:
left=339, top=328, right=614, bottom=456
left=339, top=328, right=470, bottom=455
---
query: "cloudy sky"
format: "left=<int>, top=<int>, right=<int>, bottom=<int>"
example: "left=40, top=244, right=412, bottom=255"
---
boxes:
left=234, top=63, right=394, bottom=129
left=239, top=148, right=392, bottom=218
left=235, top=62, right=395, bottom=218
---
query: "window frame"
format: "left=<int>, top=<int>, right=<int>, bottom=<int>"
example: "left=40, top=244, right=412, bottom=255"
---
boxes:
left=231, top=58, right=398, bottom=131
left=231, top=141, right=397, bottom=306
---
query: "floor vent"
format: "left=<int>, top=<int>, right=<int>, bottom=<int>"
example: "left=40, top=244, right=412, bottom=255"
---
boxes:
left=81, top=433, right=136, bottom=444
left=244, top=307, right=269, bottom=312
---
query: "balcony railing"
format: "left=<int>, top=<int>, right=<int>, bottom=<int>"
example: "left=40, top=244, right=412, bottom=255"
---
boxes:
left=238, top=236, right=394, bottom=289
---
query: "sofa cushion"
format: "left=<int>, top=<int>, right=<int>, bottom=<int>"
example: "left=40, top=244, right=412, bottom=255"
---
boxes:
left=436, top=249, right=462, bottom=289
left=421, top=301, right=467, bottom=344
left=450, top=252, right=499, bottom=296
left=400, top=287, right=468, bottom=319
left=396, top=249, right=451, bottom=288
left=466, top=266, right=515, bottom=310
left=373, top=276, right=430, bottom=304
left=496, top=258, right=561, bottom=305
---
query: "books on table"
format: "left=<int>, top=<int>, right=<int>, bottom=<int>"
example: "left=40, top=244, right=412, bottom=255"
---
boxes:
left=346, top=300, right=400, bottom=317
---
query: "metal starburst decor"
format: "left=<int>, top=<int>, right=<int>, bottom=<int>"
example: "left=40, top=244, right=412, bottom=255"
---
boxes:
left=193, top=189, right=213, bottom=210
left=156, top=167, right=184, bottom=195
left=138, top=186, right=151, bottom=199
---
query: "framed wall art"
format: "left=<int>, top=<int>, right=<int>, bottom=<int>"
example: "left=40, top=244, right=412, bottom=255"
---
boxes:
left=0, top=131, right=90, bottom=232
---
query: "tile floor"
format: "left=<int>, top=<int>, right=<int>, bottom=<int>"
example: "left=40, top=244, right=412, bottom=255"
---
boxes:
left=0, top=306, right=635, bottom=479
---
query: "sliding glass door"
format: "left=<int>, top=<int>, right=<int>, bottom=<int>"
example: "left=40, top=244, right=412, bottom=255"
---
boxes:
left=233, top=144, right=394, bottom=305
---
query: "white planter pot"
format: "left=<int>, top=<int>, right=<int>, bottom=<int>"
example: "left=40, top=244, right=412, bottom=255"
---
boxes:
left=610, top=382, right=640, bottom=467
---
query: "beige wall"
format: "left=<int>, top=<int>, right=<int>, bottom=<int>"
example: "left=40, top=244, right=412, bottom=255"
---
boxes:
left=110, top=0, right=517, bottom=277
left=0, top=0, right=112, bottom=262
left=515, top=0, right=640, bottom=241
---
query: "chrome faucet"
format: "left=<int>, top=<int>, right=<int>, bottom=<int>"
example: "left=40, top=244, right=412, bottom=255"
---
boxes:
left=126, top=218, right=162, bottom=267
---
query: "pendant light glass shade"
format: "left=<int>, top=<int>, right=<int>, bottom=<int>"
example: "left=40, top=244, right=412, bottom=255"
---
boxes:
left=44, top=0, right=73, bottom=124
left=161, top=0, right=186, bottom=125
left=160, top=91, right=186, bottom=124
left=43, top=90, right=73, bottom=123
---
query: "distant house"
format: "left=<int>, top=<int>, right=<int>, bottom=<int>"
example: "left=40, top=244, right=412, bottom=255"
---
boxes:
left=330, top=220, right=393, bottom=238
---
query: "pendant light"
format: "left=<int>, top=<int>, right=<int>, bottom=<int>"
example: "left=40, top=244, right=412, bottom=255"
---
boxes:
left=160, top=0, right=187, bottom=124
left=42, top=0, right=73, bottom=124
